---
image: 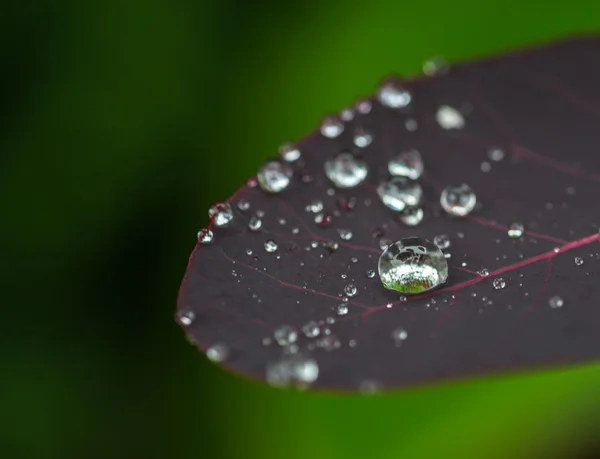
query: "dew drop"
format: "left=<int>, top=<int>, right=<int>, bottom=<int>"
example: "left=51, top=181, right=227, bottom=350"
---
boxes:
left=340, top=107, right=354, bottom=121
left=314, top=212, right=332, bottom=228
left=423, top=56, right=449, bottom=76
left=575, top=257, right=584, bottom=266
left=344, top=284, right=358, bottom=297
left=488, top=147, right=505, bottom=162
left=308, top=200, right=324, bottom=213
left=257, top=161, right=293, bottom=193
left=320, top=115, right=344, bottom=138
left=508, top=222, right=524, bottom=238
left=377, top=177, right=422, bottom=212
left=353, top=127, right=373, bottom=148
left=323, top=240, right=339, bottom=253
left=325, top=153, right=368, bottom=188
left=335, top=304, right=349, bottom=316
left=248, top=216, right=262, bottom=231
left=436, top=105, right=465, bottom=130
left=478, top=268, right=489, bottom=277
left=337, top=196, right=356, bottom=212
left=278, top=142, right=301, bottom=162
left=493, top=277, right=506, bottom=290
left=337, top=228, right=353, bottom=241
left=274, top=325, right=298, bottom=346
left=209, top=202, right=233, bottom=227
left=266, top=353, right=319, bottom=388
left=440, top=184, right=476, bottom=217
left=355, top=99, right=372, bottom=114
left=318, top=335, right=341, bottom=352
left=197, top=228, right=213, bottom=244
left=378, top=237, right=448, bottom=294
left=481, top=161, right=491, bottom=172
left=405, top=118, right=418, bottom=131
left=391, top=327, right=408, bottom=345
left=433, top=234, right=450, bottom=250
left=237, top=199, right=250, bottom=212
left=175, top=308, right=195, bottom=326
left=388, top=149, right=424, bottom=180
left=302, top=321, right=321, bottom=338
left=549, top=295, right=564, bottom=308
left=264, top=240, right=278, bottom=253
left=366, top=269, right=376, bottom=278
left=379, top=238, right=392, bottom=250
left=377, top=77, right=412, bottom=108
left=399, top=207, right=424, bottom=227
left=206, top=343, right=229, bottom=362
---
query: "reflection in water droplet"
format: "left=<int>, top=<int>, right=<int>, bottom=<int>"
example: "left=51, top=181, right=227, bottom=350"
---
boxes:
left=377, top=177, right=422, bottom=212
left=209, top=202, right=233, bottom=227
left=264, top=240, right=278, bottom=253
left=433, top=234, right=450, bottom=250
left=335, top=304, right=349, bottom=316
left=353, top=127, right=373, bottom=148
left=423, top=56, right=449, bottom=76
left=388, top=149, right=424, bottom=180
left=197, top=229, right=213, bottom=244
left=440, top=184, right=476, bottom=217
left=206, top=343, right=229, bottom=362
left=274, top=325, right=298, bottom=346
left=320, top=115, right=344, bottom=138
left=377, top=78, right=412, bottom=108
left=493, top=278, right=506, bottom=289
left=549, top=296, right=564, bottom=308
left=248, top=217, right=262, bottom=231
left=257, top=161, right=293, bottom=193
left=279, top=142, right=301, bottom=162
left=508, top=222, right=524, bottom=238
left=436, top=105, right=465, bottom=130
left=266, top=353, right=319, bottom=388
left=399, top=207, right=424, bottom=227
left=344, top=284, right=358, bottom=297
left=575, top=257, right=584, bottom=266
left=378, top=237, right=448, bottom=294
left=325, top=153, right=368, bottom=188
left=175, top=308, right=195, bottom=326
left=302, top=321, right=320, bottom=338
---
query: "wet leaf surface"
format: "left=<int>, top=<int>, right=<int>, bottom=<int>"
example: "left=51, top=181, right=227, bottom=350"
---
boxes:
left=178, top=35, right=600, bottom=391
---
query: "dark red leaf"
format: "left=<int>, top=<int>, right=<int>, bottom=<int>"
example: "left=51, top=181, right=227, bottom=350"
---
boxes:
left=177, top=35, right=600, bottom=391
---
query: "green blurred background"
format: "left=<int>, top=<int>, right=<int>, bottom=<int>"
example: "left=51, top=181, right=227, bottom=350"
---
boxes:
left=2, top=1, right=600, bottom=458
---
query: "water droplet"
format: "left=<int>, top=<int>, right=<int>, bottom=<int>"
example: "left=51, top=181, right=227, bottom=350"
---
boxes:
left=344, top=284, right=358, bottom=297
left=279, top=142, right=301, bottom=162
left=478, top=268, right=489, bottom=277
left=436, top=105, right=465, bottom=130
left=405, top=118, right=418, bottom=131
left=377, top=77, right=412, bottom=108
left=338, top=229, right=353, bottom=241
left=508, top=222, right=524, bottom=238
left=320, top=115, right=344, bottom=138
left=493, top=277, right=506, bottom=290
left=209, top=202, right=233, bottom=227
left=575, top=257, right=584, bottom=266
left=388, top=149, right=424, bottom=180
left=355, top=98, right=372, bottom=114
left=549, top=295, right=564, bottom=308
left=379, top=238, right=392, bottom=251
left=325, top=316, right=336, bottom=325
left=566, top=186, right=576, bottom=196
left=175, top=308, right=195, bottom=326
left=274, top=325, right=298, bottom=346
left=325, top=153, right=368, bottom=188
left=488, top=147, right=505, bottom=162
left=262, top=337, right=272, bottom=346
left=246, top=248, right=253, bottom=256
left=353, top=127, right=373, bottom=148
left=266, top=353, right=319, bottom=388
left=302, top=321, right=320, bottom=338
left=440, top=184, right=476, bottom=217
left=340, top=107, right=354, bottom=121
left=323, top=240, right=339, bottom=253
left=257, top=161, right=293, bottom=193
left=480, top=161, right=491, bottom=172
left=337, top=196, right=356, bottom=212
left=423, top=56, right=449, bottom=76
left=206, top=343, right=229, bottom=362
left=399, top=207, right=424, bottom=226
left=237, top=200, right=250, bottom=212
left=391, top=327, right=408, bottom=345
left=318, top=335, right=341, bottom=351
left=197, top=228, right=213, bottom=244
left=248, top=216, right=262, bottom=231
left=335, top=304, right=349, bottom=316
left=377, top=177, right=422, bottom=212
left=314, top=212, right=332, bottom=228
left=366, top=269, right=376, bottom=278
left=433, top=234, right=450, bottom=250
left=264, top=240, right=278, bottom=253
left=246, top=177, right=258, bottom=188
left=378, top=237, right=448, bottom=294
left=308, top=200, right=323, bottom=213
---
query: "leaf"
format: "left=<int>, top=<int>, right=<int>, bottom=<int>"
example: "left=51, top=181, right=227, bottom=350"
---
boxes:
left=177, top=35, right=600, bottom=391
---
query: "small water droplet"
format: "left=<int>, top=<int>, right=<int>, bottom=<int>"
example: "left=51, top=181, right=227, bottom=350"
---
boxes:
left=377, top=77, right=412, bottom=108
left=575, top=257, right=584, bottom=266
left=488, top=147, right=505, bottom=162
left=314, top=212, right=332, bottom=228
left=378, top=237, right=448, bottom=294
left=206, top=343, right=229, bottom=362
left=335, top=304, right=349, bottom=316
left=323, top=240, right=339, bottom=253
left=493, top=277, right=506, bottom=289
left=246, top=248, right=253, bottom=256
left=266, top=353, right=319, bottom=388
left=377, top=177, right=422, bottom=212
left=436, top=105, right=465, bottom=130
left=340, top=107, right=354, bottom=121
left=320, top=115, right=344, bottom=138
left=308, top=200, right=323, bottom=213
left=379, top=238, right=392, bottom=250
left=325, top=153, right=368, bottom=188
left=508, top=222, right=524, bottom=238
left=325, top=316, right=336, bottom=325
left=423, top=56, right=449, bottom=76
left=262, top=337, right=272, bottom=346
left=197, top=228, right=213, bottom=244
left=388, top=149, right=424, bottom=180
left=391, top=327, right=408, bottom=345
left=338, top=196, right=357, bottom=212
left=399, top=207, right=424, bottom=227
left=405, top=118, right=418, bottom=131
left=366, top=269, right=376, bottom=278
left=248, top=216, right=262, bottom=231
left=566, top=186, right=576, bottom=196
left=175, top=308, right=195, bottom=326
left=279, top=142, right=301, bottom=162
left=257, top=161, right=293, bottom=193
left=355, top=99, right=372, bottom=114
left=264, top=240, right=278, bottom=253
left=209, top=202, right=233, bottom=227
left=478, top=268, right=489, bottom=277
left=302, top=321, right=320, bottom=338
left=433, top=234, right=450, bottom=250
left=274, top=325, right=298, bottom=346
left=353, top=127, right=373, bottom=148
left=440, top=184, right=476, bottom=217
left=344, top=284, right=358, bottom=297
left=246, top=177, right=258, bottom=188
left=480, top=161, right=491, bottom=172
left=318, top=335, right=341, bottom=351
left=549, top=295, right=564, bottom=308
left=237, top=199, right=250, bottom=212
left=338, top=229, right=353, bottom=241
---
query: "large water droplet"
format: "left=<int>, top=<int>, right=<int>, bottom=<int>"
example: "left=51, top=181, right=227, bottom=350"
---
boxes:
left=440, top=184, right=476, bottom=217
left=320, top=115, right=344, bottom=138
left=377, top=177, right=422, bottom=212
left=266, top=353, right=319, bottom=388
left=257, top=161, right=293, bottom=193
left=436, top=105, right=465, bottom=130
left=325, top=153, right=368, bottom=188
left=493, top=277, right=506, bottom=289
left=206, top=343, right=229, bottom=362
left=279, top=143, right=301, bottom=162
left=209, top=202, right=233, bottom=227
left=399, top=207, right=424, bottom=227
left=508, top=222, right=524, bottom=238
left=549, top=296, right=564, bottom=308
left=197, top=228, right=213, bottom=244
left=274, top=325, right=298, bottom=346
left=377, top=77, right=412, bottom=108
left=378, top=237, right=448, bottom=294
left=264, top=240, right=278, bottom=253
left=388, top=149, right=424, bottom=180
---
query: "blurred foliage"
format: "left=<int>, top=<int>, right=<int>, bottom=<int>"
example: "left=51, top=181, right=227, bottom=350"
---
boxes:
left=1, top=1, right=599, bottom=458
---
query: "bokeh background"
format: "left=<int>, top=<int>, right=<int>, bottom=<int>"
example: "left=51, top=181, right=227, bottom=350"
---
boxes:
left=3, top=1, right=600, bottom=458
